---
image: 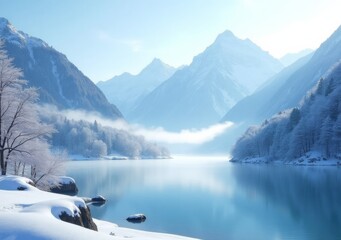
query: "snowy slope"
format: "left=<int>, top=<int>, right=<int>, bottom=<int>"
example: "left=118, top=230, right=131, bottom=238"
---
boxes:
left=97, top=58, right=176, bottom=116
left=0, top=175, right=198, bottom=240
left=0, top=17, right=122, bottom=119
left=130, top=30, right=283, bottom=130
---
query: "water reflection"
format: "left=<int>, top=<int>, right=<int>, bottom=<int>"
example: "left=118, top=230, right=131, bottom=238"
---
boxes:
left=67, top=159, right=341, bottom=240
left=232, top=165, right=341, bottom=240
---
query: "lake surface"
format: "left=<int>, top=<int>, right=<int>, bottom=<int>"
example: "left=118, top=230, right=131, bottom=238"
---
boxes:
left=66, top=156, right=341, bottom=240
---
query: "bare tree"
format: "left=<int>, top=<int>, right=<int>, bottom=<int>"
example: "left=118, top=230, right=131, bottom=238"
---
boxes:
left=0, top=42, right=54, bottom=175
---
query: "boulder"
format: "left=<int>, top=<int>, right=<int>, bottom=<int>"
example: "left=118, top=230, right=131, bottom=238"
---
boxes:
left=59, top=206, right=98, bottom=231
left=50, top=176, right=78, bottom=195
left=126, top=214, right=147, bottom=223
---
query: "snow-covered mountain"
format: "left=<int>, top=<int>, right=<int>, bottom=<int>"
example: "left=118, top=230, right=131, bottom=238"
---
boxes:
left=130, top=30, right=283, bottom=130
left=97, top=58, right=176, bottom=116
left=0, top=17, right=122, bottom=119
left=223, top=25, right=341, bottom=126
left=217, top=24, right=341, bottom=153
left=280, top=49, right=314, bottom=67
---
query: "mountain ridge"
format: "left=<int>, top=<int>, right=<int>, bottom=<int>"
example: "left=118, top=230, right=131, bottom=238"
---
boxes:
left=97, top=58, right=177, bottom=116
left=213, top=24, right=341, bottom=153
left=129, top=29, right=283, bottom=130
left=0, top=17, right=122, bottom=119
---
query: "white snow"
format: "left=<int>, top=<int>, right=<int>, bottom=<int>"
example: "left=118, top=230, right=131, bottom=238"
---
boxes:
left=0, top=175, right=199, bottom=240
left=287, top=151, right=341, bottom=166
left=231, top=151, right=341, bottom=166
left=57, top=176, right=76, bottom=185
left=51, top=59, right=70, bottom=105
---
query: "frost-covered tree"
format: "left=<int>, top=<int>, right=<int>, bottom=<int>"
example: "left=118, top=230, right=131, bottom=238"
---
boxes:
left=0, top=43, right=57, bottom=181
left=232, top=61, right=341, bottom=162
left=320, top=117, right=333, bottom=157
left=38, top=106, right=170, bottom=159
left=332, top=115, right=341, bottom=155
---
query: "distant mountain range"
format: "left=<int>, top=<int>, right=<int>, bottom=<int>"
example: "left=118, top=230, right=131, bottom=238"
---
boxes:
left=97, top=58, right=176, bottom=116
left=280, top=49, right=313, bottom=67
left=0, top=17, right=122, bottom=119
left=129, top=30, right=283, bottom=130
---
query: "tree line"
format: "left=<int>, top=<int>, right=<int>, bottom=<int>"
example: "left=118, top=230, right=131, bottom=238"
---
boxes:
left=40, top=111, right=170, bottom=159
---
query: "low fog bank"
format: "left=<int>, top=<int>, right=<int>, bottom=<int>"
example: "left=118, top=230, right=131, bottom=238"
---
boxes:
left=39, top=105, right=235, bottom=156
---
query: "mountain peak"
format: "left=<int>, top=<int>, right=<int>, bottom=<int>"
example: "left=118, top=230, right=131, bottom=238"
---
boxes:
left=150, top=58, right=163, bottom=65
left=0, top=17, right=10, bottom=27
left=213, top=30, right=259, bottom=51
left=215, top=30, right=238, bottom=42
left=0, top=17, right=17, bottom=34
left=0, top=17, right=48, bottom=49
left=139, top=58, right=175, bottom=76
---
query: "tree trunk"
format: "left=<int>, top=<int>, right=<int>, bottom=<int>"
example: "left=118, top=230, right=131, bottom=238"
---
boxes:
left=0, top=150, right=5, bottom=175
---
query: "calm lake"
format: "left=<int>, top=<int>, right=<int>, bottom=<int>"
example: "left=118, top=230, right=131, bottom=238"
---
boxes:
left=66, top=156, right=341, bottom=240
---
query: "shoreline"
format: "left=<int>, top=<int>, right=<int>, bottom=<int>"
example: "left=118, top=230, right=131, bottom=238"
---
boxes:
left=230, top=153, right=341, bottom=166
left=0, top=175, right=199, bottom=240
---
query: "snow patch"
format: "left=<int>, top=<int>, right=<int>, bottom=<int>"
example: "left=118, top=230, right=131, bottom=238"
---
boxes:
left=231, top=151, right=341, bottom=166
left=0, top=175, right=35, bottom=191
left=288, top=151, right=341, bottom=166
left=51, top=59, right=70, bottom=105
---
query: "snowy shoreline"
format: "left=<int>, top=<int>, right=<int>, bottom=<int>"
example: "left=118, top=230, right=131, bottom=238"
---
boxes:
left=0, top=175, right=198, bottom=240
left=230, top=151, right=341, bottom=166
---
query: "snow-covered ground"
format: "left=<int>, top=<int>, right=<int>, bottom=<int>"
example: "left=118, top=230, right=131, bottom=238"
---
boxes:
left=0, top=175, right=198, bottom=240
left=230, top=151, right=341, bottom=166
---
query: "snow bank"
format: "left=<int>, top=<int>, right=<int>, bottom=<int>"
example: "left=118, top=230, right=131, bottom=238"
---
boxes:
left=230, top=156, right=270, bottom=164
left=0, top=175, right=35, bottom=190
left=0, top=175, right=199, bottom=240
left=287, top=151, right=341, bottom=166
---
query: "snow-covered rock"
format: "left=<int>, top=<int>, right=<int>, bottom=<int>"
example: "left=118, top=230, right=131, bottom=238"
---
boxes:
left=126, top=213, right=147, bottom=223
left=0, top=175, right=35, bottom=191
left=50, top=176, right=78, bottom=194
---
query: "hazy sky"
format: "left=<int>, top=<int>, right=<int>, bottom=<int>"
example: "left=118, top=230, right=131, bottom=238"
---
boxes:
left=0, top=0, right=340, bottom=83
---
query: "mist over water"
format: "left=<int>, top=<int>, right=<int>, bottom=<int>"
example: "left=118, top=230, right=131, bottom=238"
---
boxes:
left=40, top=105, right=233, bottom=146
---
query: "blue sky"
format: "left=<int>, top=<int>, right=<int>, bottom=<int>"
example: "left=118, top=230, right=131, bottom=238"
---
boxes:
left=0, top=0, right=340, bottom=82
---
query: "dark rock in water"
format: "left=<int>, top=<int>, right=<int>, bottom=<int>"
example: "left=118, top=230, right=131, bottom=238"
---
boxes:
left=90, top=195, right=106, bottom=206
left=82, top=195, right=107, bottom=206
left=59, top=206, right=98, bottom=231
left=91, top=195, right=106, bottom=203
left=50, top=176, right=78, bottom=195
left=126, top=214, right=146, bottom=223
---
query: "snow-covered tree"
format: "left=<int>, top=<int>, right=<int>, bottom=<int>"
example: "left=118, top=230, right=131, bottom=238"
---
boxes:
left=232, top=61, right=341, bottom=162
left=319, top=117, right=333, bottom=157
left=38, top=106, right=170, bottom=159
left=0, top=43, right=58, bottom=181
